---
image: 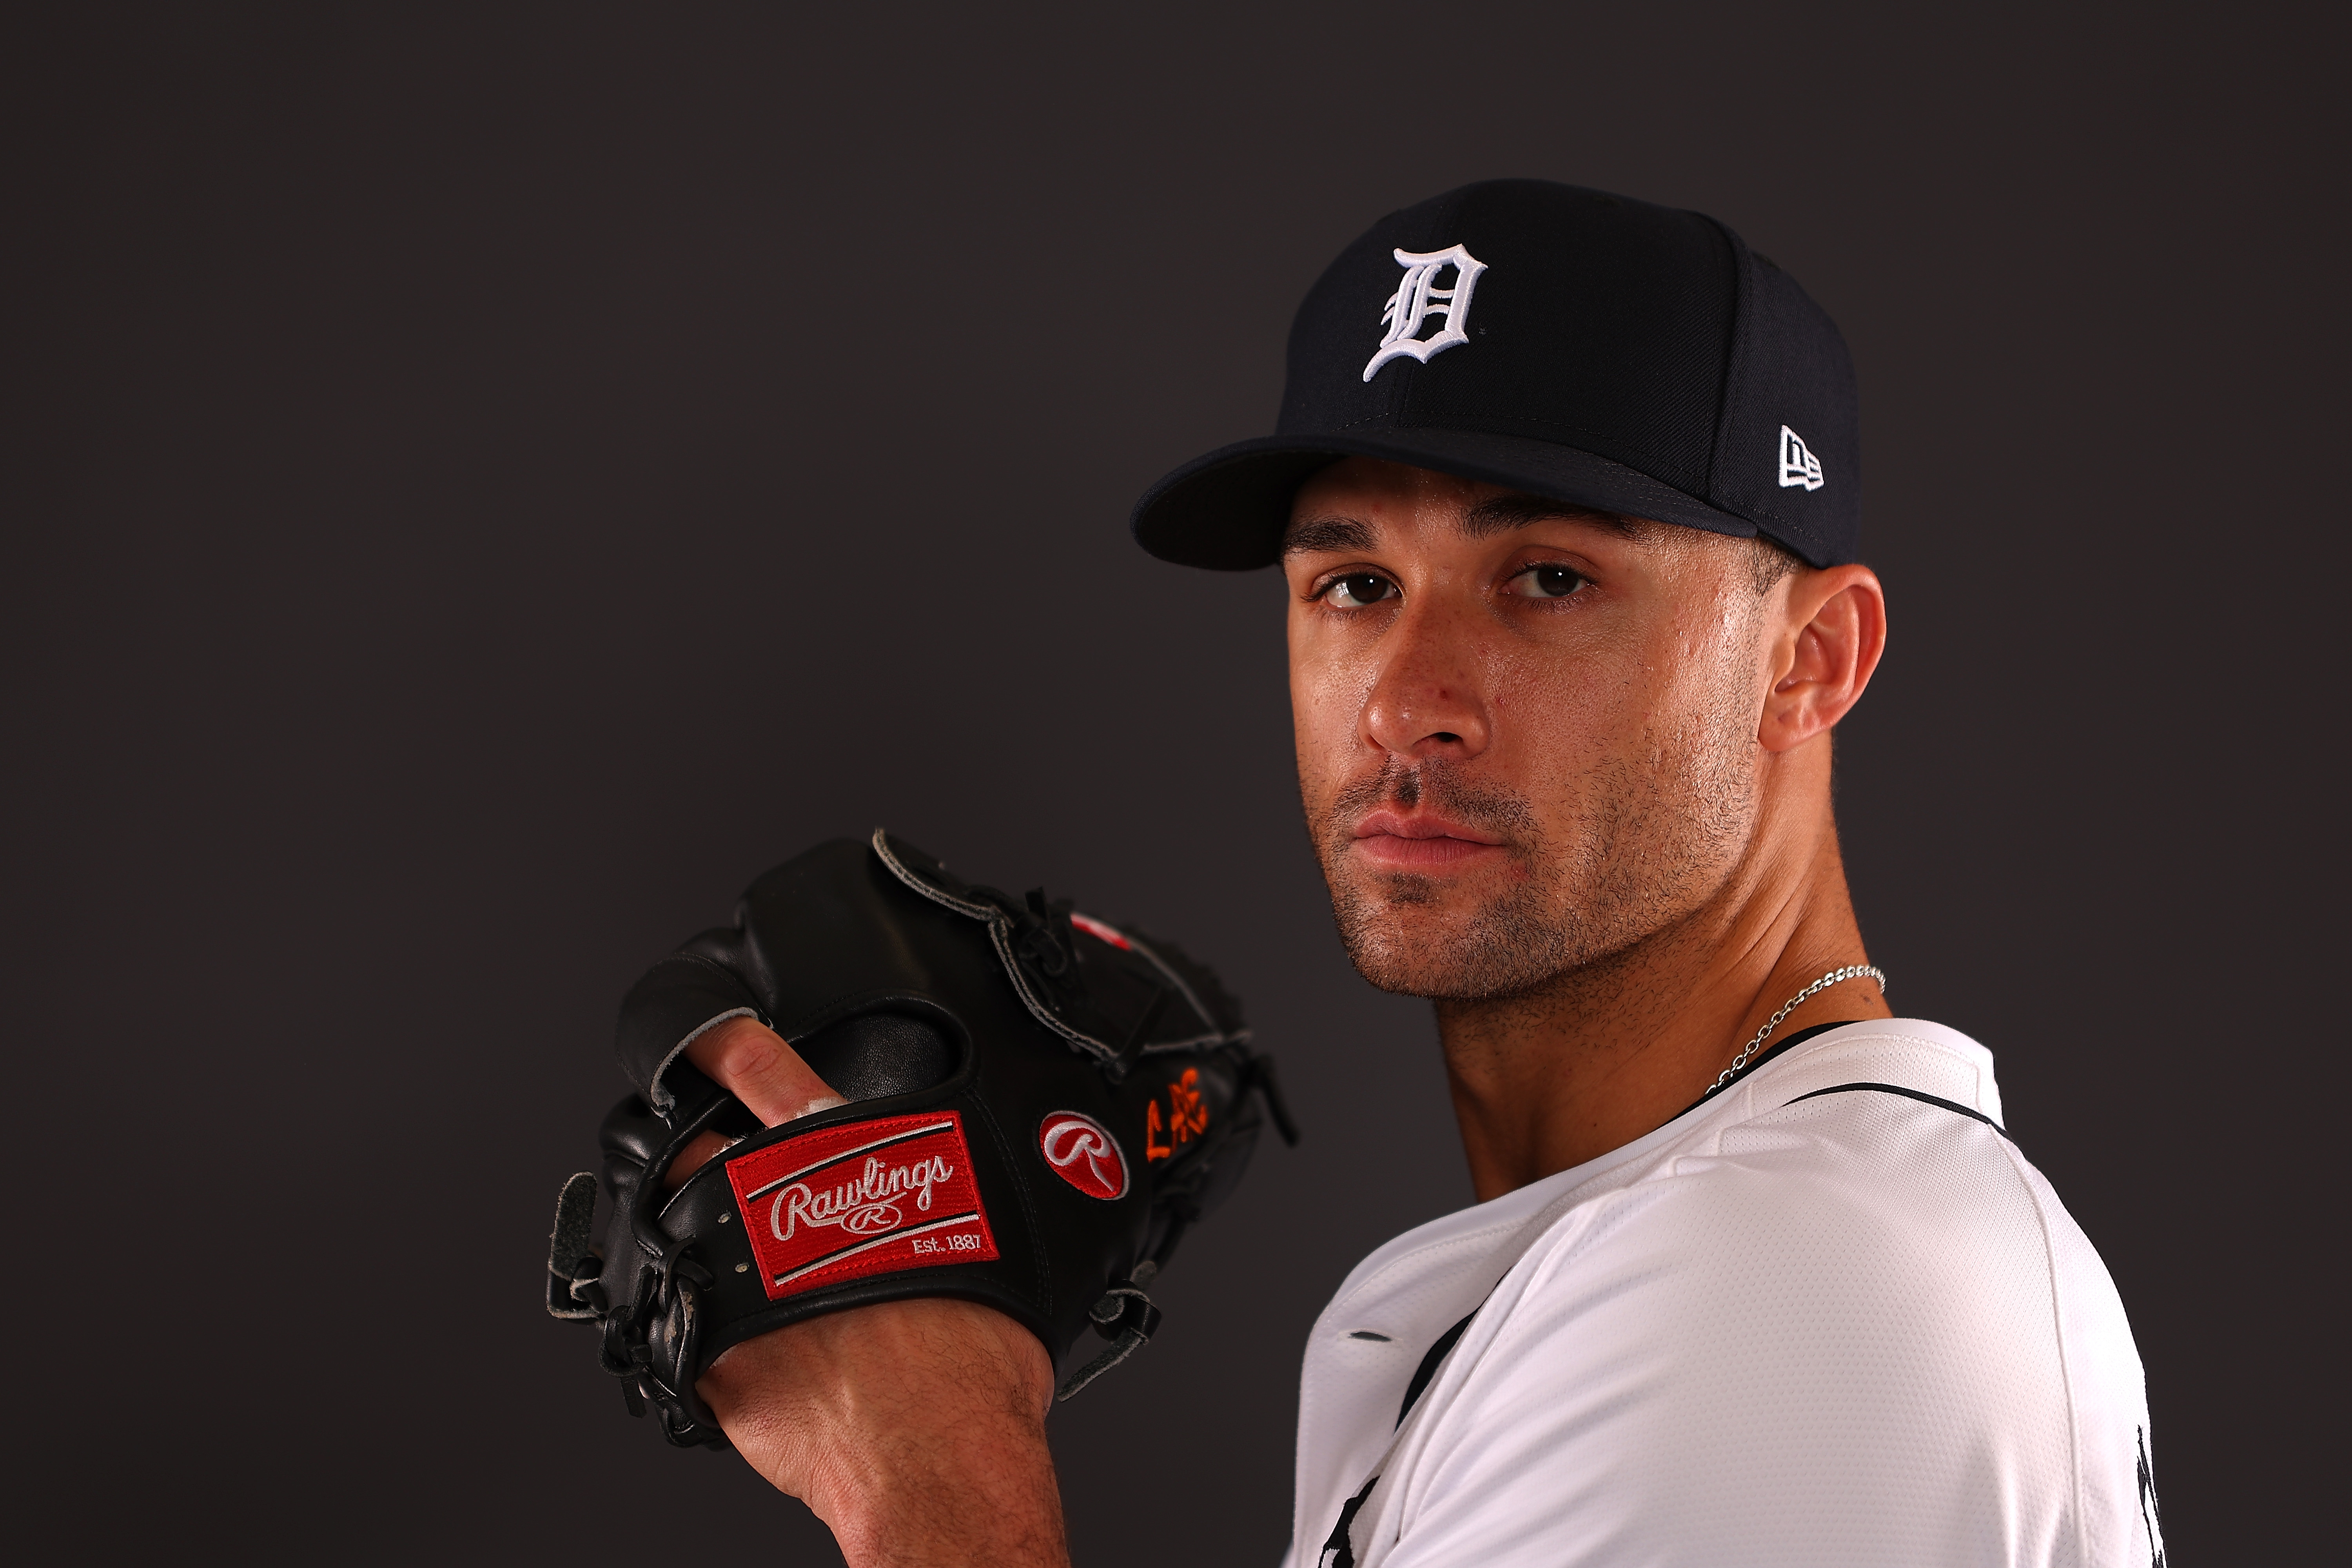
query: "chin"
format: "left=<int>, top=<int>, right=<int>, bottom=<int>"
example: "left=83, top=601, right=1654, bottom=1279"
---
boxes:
left=1330, top=878, right=1574, bottom=1001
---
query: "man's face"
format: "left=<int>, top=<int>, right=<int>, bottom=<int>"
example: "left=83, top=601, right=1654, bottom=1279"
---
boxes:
left=1285, top=458, right=1788, bottom=1000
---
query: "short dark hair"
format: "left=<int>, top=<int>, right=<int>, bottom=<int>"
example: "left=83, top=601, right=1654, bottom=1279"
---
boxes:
left=1745, top=532, right=1804, bottom=596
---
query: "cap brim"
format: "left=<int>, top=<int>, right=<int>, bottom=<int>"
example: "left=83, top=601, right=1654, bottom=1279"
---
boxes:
left=1131, top=427, right=1763, bottom=570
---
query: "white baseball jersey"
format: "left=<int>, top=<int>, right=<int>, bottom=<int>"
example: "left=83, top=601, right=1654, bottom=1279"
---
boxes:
left=1288, top=1020, right=2162, bottom=1568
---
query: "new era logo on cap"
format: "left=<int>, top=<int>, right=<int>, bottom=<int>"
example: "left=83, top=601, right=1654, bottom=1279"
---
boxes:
left=1364, top=245, right=1487, bottom=381
left=1778, top=426, right=1824, bottom=491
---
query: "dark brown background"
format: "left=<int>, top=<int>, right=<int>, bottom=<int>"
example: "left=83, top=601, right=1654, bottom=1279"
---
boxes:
left=6, top=4, right=2342, bottom=1562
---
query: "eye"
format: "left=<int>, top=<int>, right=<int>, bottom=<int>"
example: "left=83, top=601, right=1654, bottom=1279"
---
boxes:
left=1507, top=564, right=1588, bottom=601
left=1319, top=573, right=1398, bottom=609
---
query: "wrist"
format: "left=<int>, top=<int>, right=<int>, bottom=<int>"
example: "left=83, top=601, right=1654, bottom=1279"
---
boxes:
left=815, top=1414, right=1063, bottom=1568
left=701, top=1299, right=1068, bottom=1568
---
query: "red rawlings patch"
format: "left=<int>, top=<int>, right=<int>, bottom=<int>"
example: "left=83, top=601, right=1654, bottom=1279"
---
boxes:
left=724, top=1111, right=999, bottom=1300
left=1038, top=1110, right=1129, bottom=1201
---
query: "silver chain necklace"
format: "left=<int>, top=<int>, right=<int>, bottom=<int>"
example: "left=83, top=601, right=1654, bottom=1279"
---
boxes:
left=1704, top=963, right=1888, bottom=1097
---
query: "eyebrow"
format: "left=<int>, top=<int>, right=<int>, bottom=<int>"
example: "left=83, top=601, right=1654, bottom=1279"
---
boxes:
left=1280, top=493, right=1643, bottom=556
left=1280, top=517, right=1377, bottom=556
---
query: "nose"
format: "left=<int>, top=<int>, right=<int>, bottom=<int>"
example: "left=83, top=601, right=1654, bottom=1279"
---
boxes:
left=1361, top=599, right=1492, bottom=761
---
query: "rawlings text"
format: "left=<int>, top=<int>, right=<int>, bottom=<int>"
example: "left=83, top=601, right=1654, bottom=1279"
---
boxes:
left=770, top=1150, right=957, bottom=1241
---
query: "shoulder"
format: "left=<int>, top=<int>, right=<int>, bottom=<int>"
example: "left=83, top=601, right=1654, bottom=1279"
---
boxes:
left=1504, top=1027, right=2060, bottom=1338
left=1487, top=1044, right=2138, bottom=1431
left=1599, top=1019, right=2066, bottom=1303
left=1485, top=1075, right=2072, bottom=1428
left=1369, top=1025, right=2152, bottom=1566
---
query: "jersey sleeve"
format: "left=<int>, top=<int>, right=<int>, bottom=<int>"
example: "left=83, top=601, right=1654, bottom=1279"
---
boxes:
left=1355, top=1095, right=2155, bottom=1568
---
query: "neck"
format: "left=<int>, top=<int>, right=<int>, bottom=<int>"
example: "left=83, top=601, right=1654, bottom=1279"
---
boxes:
left=1434, top=793, right=1887, bottom=1203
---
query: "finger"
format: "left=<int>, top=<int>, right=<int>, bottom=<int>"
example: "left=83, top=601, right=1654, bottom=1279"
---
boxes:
left=666, top=1129, right=733, bottom=1193
left=664, top=1017, right=848, bottom=1193
left=688, top=1015, right=846, bottom=1127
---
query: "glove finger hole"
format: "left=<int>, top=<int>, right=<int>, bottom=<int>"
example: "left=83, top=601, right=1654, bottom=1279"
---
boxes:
left=662, top=1128, right=736, bottom=1195
left=686, top=1017, right=846, bottom=1128
left=791, top=1009, right=958, bottom=1102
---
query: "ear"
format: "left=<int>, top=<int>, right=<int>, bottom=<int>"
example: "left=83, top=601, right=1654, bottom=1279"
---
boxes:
left=1758, top=564, right=1887, bottom=753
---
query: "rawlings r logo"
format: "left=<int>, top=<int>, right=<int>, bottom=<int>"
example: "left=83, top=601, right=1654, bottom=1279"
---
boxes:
left=1038, top=1111, right=1129, bottom=1201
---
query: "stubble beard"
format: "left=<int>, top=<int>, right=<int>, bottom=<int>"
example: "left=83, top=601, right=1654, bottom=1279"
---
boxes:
left=1307, top=688, right=1763, bottom=1003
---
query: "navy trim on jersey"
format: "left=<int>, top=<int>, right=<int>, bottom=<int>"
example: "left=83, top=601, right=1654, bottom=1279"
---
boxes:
left=1671, top=1020, right=1857, bottom=1121
left=1782, top=1081, right=2012, bottom=1140
left=1320, top=1305, right=1486, bottom=1568
left=1396, top=1309, right=1479, bottom=1429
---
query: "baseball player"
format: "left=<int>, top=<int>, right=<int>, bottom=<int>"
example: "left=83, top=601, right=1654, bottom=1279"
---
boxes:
left=561, top=180, right=2162, bottom=1566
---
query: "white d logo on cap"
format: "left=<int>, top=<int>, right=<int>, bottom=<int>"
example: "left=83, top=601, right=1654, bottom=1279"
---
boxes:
left=1364, top=244, right=1488, bottom=382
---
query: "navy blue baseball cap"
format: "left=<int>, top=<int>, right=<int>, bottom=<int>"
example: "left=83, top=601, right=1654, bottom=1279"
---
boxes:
left=1131, top=179, right=1861, bottom=569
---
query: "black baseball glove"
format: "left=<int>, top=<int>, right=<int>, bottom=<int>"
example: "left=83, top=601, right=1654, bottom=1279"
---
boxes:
left=545, top=829, right=1296, bottom=1448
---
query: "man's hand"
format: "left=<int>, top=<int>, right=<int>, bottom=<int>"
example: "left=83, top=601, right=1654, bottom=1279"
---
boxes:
left=666, top=1017, right=1070, bottom=1568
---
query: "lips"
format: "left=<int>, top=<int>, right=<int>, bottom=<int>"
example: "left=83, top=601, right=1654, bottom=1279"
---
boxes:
left=1350, top=809, right=1506, bottom=871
